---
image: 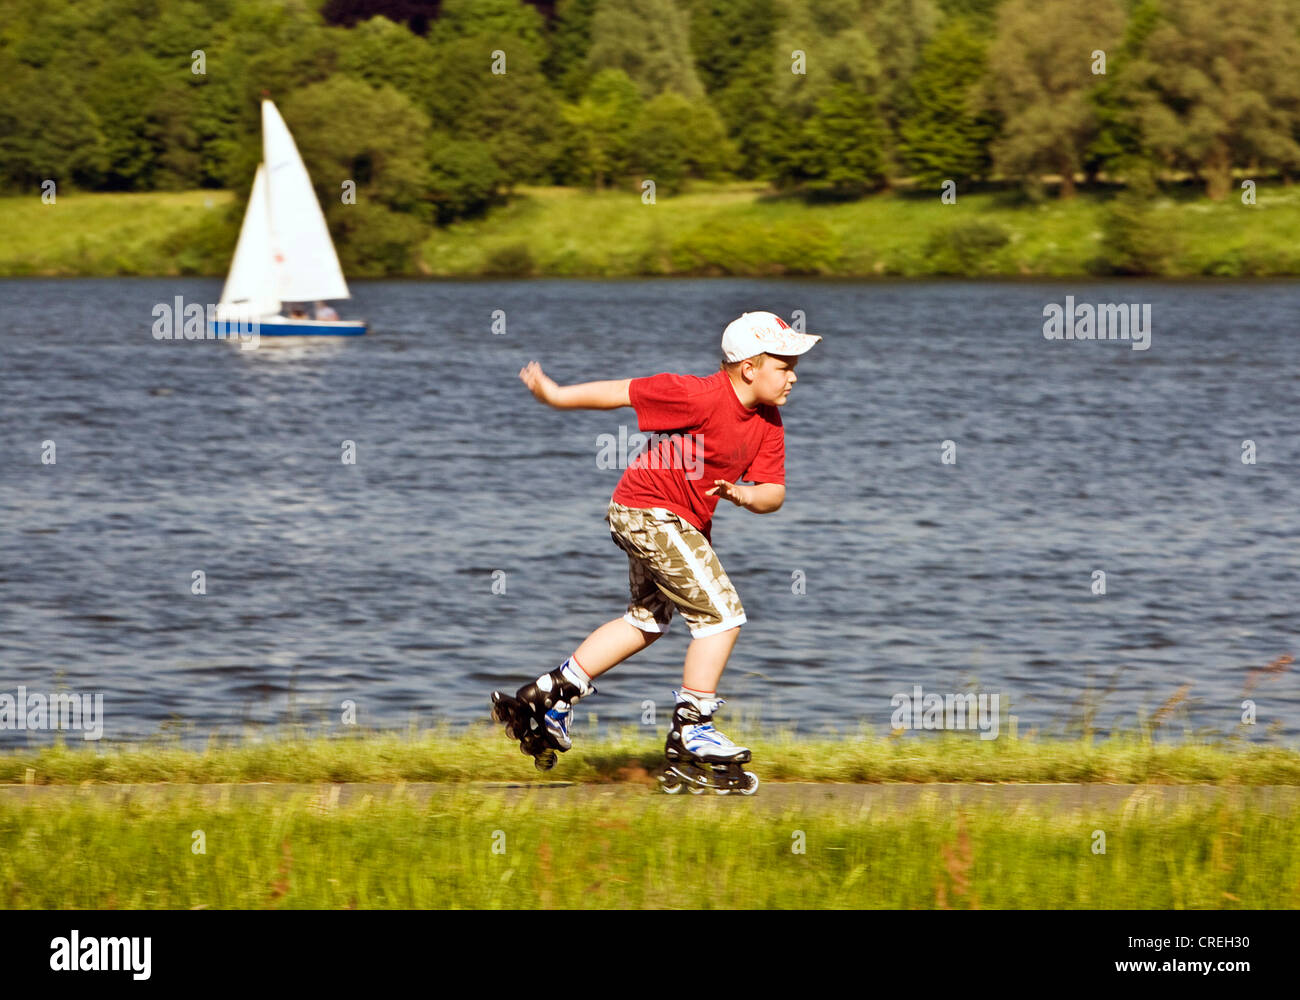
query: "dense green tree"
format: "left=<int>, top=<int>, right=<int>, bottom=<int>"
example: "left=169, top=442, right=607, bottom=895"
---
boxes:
left=337, top=14, right=438, bottom=100
left=83, top=53, right=180, bottom=190
left=426, top=131, right=504, bottom=222
left=424, top=33, right=561, bottom=186
left=897, top=18, right=995, bottom=184
left=934, top=0, right=1001, bottom=30
left=13, top=0, right=1300, bottom=227
left=984, top=0, right=1124, bottom=198
left=766, top=0, right=885, bottom=191
left=329, top=199, right=429, bottom=275
left=1085, top=0, right=1160, bottom=182
left=767, top=0, right=882, bottom=137
left=283, top=76, right=432, bottom=216
left=559, top=68, right=641, bottom=188
left=628, top=90, right=737, bottom=191
left=776, top=82, right=886, bottom=195
left=0, top=62, right=106, bottom=190
left=685, top=0, right=779, bottom=177
left=1094, top=165, right=1173, bottom=274
left=710, top=71, right=784, bottom=180
left=281, top=76, right=433, bottom=267
left=1120, top=0, right=1300, bottom=199
left=430, top=0, right=549, bottom=65
left=866, top=0, right=941, bottom=141
left=687, top=0, right=778, bottom=96
left=585, top=0, right=705, bottom=100
left=191, top=0, right=340, bottom=191
left=544, top=0, right=601, bottom=100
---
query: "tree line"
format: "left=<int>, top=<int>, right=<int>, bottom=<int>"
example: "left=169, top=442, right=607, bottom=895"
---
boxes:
left=3, top=0, right=1297, bottom=269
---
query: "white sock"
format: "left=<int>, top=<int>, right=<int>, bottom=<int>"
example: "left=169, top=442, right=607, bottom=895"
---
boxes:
left=560, top=655, right=594, bottom=694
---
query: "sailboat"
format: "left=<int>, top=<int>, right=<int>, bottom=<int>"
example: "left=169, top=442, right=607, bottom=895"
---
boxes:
left=211, top=99, right=367, bottom=337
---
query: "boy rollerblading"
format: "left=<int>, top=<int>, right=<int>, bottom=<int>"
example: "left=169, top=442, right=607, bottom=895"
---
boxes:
left=492, top=312, right=821, bottom=792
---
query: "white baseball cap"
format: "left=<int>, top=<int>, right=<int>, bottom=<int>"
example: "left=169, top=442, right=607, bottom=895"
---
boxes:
left=721, top=311, right=822, bottom=363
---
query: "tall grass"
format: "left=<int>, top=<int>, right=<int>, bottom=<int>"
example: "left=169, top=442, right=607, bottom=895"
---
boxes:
left=0, top=190, right=235, bottom=276
left=410, top=181, right=1300, bottom=278
left=1, top=787, right=1293, bottom=908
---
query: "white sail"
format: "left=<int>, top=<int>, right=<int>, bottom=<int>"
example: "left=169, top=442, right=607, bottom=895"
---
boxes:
left=261, top=99, right=350, bottom=304
left=216, top=164, right=280, bottom=321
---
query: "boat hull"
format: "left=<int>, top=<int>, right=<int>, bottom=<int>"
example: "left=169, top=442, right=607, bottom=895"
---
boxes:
left=209, top=318, right=367, bottom=337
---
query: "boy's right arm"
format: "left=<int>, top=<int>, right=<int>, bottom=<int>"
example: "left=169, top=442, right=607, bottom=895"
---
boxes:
left=520, top=361, right=631, bottom=410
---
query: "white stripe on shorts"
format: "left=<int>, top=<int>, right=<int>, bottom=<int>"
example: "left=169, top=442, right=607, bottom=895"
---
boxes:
left=659, top=516, right=731, bottom=626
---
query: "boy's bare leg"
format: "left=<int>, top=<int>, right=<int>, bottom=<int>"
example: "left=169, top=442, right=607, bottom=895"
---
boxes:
left=572, top=618, right=662, bottom=679
left=681, top=626, right=740, bottom=693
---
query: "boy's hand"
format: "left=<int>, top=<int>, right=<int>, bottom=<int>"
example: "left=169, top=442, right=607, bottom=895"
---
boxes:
left=706, top=479, right=751, bottom=508
left=519, top=361, right=560, bottom=407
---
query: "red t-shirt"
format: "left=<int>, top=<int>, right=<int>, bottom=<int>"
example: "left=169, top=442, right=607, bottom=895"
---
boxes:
left=611, top=370, right=785, bottom=542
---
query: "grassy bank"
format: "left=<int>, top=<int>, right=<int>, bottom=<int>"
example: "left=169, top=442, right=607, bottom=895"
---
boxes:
left=7, top=182, right=1300, bottom=278
left=2, top=189, right=236, bottom=277
left=1, top=784, right=1293, bottom=908
left=5, top=726, right=1300, bottom=785
left=427, top=181, right=1300, bottom=278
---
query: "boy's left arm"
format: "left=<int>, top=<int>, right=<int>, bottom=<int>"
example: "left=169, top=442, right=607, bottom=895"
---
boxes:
left=707, top=480, right=784, bottom=513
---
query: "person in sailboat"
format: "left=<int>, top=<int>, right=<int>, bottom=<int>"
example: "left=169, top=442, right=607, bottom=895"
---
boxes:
left=212, top=99, right=367, bottom=337
left=315, top=301, right=339, bottom=322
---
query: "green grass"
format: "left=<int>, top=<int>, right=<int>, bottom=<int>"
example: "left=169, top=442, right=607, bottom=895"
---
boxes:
left=414, top=180, right=1300, bottom=278
left=1, top=189, right=236, bottom=277
left=5, top=725, right=1300, bottom=785
left=1, top=786, right=1293, bottom=908
left=6, top=728, right=1296, bottom=908
left=7, top=181, right=1300, bottom=277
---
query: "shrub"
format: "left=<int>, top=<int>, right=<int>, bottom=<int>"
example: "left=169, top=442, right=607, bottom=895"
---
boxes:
left=483, top=243, right=536, bottom=276
left=668, top=218, right=838, bottom=275
left=922, top=221, right=1011, bottom=274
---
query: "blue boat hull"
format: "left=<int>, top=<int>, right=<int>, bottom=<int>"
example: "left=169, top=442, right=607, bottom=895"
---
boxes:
left=209, top=319, right=367, bottom=337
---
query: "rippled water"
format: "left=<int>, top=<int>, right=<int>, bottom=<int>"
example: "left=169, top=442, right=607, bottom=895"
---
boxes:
left=1, top=277, right=1297, bottom=743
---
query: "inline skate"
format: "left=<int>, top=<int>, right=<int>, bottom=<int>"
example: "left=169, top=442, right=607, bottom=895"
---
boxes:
left=490, top=658, right=595, bottom=771
left=657, top=689, right=759, bottom=795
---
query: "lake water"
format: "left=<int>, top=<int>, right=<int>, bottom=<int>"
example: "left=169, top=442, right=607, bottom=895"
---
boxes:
left=1, top=277, right=1297, bottom=744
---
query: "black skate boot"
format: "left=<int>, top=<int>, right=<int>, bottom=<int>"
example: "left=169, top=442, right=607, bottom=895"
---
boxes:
left=491, top=658, right=595, bottom=771
left=657, top=689, right=759, bottom=795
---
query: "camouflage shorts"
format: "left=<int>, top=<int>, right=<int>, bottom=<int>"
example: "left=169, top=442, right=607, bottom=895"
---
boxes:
left=605, top=500, right=747, bottom=638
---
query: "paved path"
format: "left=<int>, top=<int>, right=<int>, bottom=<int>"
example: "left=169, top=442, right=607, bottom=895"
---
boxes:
left=2, top=781, right=1298, bottom=812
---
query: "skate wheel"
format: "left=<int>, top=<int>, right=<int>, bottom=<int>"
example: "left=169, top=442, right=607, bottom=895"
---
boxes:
left=740, top=771, right=759, bottom=796
left=687, top=781, right=706, bottom=795
left=534, top=749, right=558, bottom=771
left=658, top=773, right=684, bottom=794
left=503, top=721, right=521, bottom=741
